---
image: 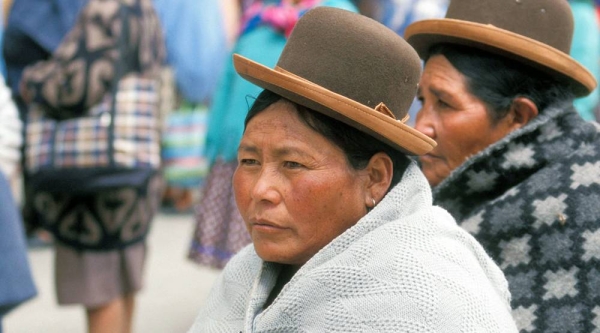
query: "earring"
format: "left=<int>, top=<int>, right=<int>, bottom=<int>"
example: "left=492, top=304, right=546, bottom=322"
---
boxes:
left=372, top=198, right=376, bottom=207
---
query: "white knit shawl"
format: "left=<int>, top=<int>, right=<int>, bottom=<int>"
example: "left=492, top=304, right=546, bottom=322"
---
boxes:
left=189, top=163, right=518, bottom=332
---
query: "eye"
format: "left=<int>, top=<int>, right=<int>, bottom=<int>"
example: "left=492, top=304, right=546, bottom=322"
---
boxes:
left=437, top=99, right=450, bottom=109
left=283, top=161, right=304, bottom=169
left=240, top=158, right=259, bottom=166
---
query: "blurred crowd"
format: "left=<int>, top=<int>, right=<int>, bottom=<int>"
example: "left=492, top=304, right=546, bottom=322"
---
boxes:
left=1, top=0, right=600, bottom=332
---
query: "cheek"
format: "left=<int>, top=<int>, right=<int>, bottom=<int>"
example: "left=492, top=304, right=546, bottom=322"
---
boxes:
left=439, top=118, right=488, bottom=165
left=290, top=175, right=363, bottom=232
left=232, top=170, right=250, bottom=214
left=286, top=179, right=330, bottom=218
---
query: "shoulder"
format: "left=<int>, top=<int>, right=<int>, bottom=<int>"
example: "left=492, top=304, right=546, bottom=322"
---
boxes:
left=297, top=209, right=517, bottom=331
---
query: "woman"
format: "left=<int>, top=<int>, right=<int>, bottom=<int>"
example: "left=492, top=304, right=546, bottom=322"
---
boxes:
left=18, top=0, right=165, bottom=332
left=188, top=0, right=358, bottom=269
left=188, top=7, right=518, bottom=332
left=405, top=0, right=600, bottom=332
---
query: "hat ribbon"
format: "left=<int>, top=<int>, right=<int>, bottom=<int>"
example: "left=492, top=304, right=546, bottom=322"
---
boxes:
left=274, top=66, right=409, bottom=123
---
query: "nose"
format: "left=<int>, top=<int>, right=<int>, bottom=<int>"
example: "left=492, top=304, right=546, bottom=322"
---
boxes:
left=251, top=167, right=282, bottom=205
left=414, top=104, right=435, bottom=139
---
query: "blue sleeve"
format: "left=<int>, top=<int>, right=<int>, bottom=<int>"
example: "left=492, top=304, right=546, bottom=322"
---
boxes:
left=320, top=0, right=359, bottom=12
left=0, top=173, right=37, bottom=316
left=571, top=1, right=600, bottom=121
left=153, top=0, right=229, bottom=104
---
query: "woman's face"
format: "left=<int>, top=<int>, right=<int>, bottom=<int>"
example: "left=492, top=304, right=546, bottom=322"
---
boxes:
left=415, top=55, right=515, bottom=187
left=233, top=100, right=369, bottom=267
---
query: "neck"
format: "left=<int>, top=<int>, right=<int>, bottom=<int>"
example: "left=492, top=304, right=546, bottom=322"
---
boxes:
left=264, top=264, right=299, bottom=309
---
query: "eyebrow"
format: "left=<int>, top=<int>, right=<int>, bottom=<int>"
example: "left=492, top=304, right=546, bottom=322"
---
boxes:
left=430, top=87, right=450, bottom=100
left=238, top=144, right=312, bottom=159
left=419, top=84, right=453, bottom=102
left=238, top=144, right=258, bottom=154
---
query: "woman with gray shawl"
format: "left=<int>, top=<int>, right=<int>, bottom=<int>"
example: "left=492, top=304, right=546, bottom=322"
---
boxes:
left=188, top=7, right=518, bottom=332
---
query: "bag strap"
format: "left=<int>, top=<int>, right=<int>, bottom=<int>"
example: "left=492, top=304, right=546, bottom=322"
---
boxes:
left=107, top=1, right=130, bottom=167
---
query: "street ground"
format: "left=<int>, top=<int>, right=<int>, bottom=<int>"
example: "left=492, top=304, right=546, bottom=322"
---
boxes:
left=4, top=212, right=221, bottom=333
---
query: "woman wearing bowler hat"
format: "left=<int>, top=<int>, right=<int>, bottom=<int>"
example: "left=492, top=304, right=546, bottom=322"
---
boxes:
left=405, top=0, right=600, bottom=331
left=188, top=6, right=518, bottom=332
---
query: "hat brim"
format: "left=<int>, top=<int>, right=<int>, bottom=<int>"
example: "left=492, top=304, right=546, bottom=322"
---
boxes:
left=405, top=19, right=596, bottom=97
left=233, top=54, right=436, bottom=155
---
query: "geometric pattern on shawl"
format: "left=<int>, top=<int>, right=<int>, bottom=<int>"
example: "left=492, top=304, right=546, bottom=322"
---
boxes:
left=433, top=104, right=600, bottom=333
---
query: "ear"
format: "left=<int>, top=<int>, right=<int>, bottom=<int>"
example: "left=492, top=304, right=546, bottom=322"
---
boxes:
left=364, top=152, right=394, bottom=207
left=506, top=97, right=539, bottom=130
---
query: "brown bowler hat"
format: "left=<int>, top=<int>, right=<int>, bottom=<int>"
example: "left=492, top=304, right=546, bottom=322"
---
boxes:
left=405, top=0, right=597, bottom=97
left=233, top=7, right=436, bottom=155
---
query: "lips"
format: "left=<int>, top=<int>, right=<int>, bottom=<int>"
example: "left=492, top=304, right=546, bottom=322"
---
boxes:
left=250, top=218, right=287, bottom=231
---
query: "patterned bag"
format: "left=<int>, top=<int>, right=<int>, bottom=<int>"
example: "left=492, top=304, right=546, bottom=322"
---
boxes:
left=24, top=74, right=161, bottom=194
left=24, top=0, right=162, bottom=195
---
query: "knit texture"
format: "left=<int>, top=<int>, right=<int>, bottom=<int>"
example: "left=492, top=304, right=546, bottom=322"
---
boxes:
left=188, top=164, right=518, bottom=332
left=433, top=104, right=600, bottom=332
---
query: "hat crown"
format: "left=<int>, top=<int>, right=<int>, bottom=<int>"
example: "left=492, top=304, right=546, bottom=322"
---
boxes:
left=446, top=0, right=573, bottom=54
left=276, top=6, right=422, bottom=119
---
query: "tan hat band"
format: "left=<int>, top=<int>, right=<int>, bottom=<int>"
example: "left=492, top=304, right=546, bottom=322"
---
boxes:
left=274, top=66, right=409, bottom=123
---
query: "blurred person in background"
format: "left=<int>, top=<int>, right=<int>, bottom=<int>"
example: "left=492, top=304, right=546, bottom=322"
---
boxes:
left=569, top=0, right=600, bottom=121
left=152, top=0, right=230, bottom=212
left=18, top=0, right=165, bottom=332
left=596, top=0, right=600, bottom=121
left=0, top=0, right=20, bottom=198
left=375, top=0, right=449, bottom=36
left=3, top=0, right=87, bottom=115
left=0, top=171, right=36, bottom=333
left=2, top=0, right=88, bottom=243
left=0, top=19, right=36, bottom=327
left=406, top=0, right=600, bottom=331
left=188, top=0, right=358, bottom=270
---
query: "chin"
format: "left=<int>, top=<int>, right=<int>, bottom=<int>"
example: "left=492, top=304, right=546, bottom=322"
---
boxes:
left=254, top=244, right=287, bottom=263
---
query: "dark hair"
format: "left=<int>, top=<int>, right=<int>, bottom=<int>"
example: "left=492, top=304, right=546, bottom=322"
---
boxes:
left=426, top=43, right=575, bottom=123
left=244, top=89, right=411, bottom=190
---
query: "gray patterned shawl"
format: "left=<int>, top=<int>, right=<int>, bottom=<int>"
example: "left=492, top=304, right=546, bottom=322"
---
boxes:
left=432, top=103, right=600, bottom=332
left=189, top=164, right=518, bottom=332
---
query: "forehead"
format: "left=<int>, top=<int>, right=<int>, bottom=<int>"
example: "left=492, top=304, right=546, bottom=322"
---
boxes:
left=421, top=55, right=468, bottom=86
left=246, top=100, right=304, bottom=134
left=243, top=101, right=330, bottom=149
left=241, top=101, right=353, bottom=162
